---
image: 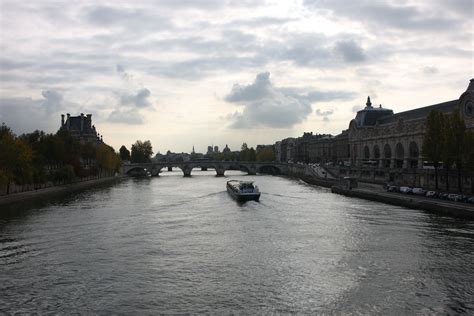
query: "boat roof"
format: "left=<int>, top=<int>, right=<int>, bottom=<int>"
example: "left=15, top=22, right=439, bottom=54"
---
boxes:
left=227, top=180, right=254, bottom=184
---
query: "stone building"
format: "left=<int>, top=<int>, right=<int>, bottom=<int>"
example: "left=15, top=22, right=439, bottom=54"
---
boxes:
left=58, top=113, right=102, bottom=144
left=347, top=79, right=474, bottom=170
left=338, top=78, right=474, bottom=190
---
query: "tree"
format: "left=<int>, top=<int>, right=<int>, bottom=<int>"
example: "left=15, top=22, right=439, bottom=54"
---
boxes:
left=131, top=140, right=153, bottom=163
left=257, top=147, right=275, bottom=162
left=241, top=143, right=248, bottom=151
left=119, top=145, right=131, bottom=161
left=446, top=110, right=466, bottom=192
left=248, top=147, right=256, bottom=161
left=464, top=131, right=474, bottom=193
left=0, top=124, right=33, bottom=194
left=422, top=110, right=445, bottom=189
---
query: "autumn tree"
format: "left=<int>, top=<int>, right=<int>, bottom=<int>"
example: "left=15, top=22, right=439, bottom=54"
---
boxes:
left=422, top=110, right=445, bottom=189
left=256, top=147, right=276, bottom=162
left=0, top=124, right=33, bottom=194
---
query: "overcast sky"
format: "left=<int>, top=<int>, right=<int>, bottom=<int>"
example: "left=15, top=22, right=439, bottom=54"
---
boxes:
left=0, top=0, right=472, bottom=153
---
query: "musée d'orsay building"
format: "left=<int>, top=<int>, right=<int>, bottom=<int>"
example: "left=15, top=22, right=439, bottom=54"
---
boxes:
left=275, top=78, right=474, bottom=191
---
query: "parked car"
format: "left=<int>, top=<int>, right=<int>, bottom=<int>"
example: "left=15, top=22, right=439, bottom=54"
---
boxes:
left=447, top=193, right=460, bottom=201
left=456, top=194, right=468, bottom=203
left=425, top=191, right=438, bottom=198
left=438, top=192, right=449, bottom=200
left=412, top=188, right=427, bottom=196
left=386, top=185, right=399, bottom=192
left=467, top=196, right=474, bottom=204
left=399, top=186, right=413, bottom=194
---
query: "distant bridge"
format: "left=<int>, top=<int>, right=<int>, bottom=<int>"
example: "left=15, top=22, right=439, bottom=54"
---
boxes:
left=122, top=161, right=289, bottom=177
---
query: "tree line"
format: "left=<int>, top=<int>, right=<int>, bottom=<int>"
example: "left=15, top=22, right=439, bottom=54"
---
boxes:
left=422, top=109, right=474, bottom=192
left=0, top=123, right=121, bottom=194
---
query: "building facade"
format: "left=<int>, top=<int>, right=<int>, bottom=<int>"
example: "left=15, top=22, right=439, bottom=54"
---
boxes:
left=58, top=113, right=102, bottom=144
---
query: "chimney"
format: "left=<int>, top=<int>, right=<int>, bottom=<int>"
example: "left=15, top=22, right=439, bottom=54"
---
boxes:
left=80, top=113, right=84, bottom=133
left=61, top=114, right=65, bottom=126
left=86, top=114, right=92, bottom=130
left=66, top=113, right=70, bottom=130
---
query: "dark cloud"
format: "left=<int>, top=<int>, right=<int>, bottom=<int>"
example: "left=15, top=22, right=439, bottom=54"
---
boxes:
left=334, top=40, right=367, bottom=63
left=0, top=91, right=75, bottom=134
left=120, top=88, right=151, bottom=108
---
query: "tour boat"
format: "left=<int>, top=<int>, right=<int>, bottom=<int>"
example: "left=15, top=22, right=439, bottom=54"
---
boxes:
left=226, top=180, right=261, bottom=202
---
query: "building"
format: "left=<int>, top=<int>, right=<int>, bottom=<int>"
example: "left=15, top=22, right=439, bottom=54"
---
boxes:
left=59, top=113, right=102, bottom=144
left=347, top=79, right=474, bottom=170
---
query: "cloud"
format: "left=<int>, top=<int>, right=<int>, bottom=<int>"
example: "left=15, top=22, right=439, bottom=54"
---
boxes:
left=315, top=109, right=334, bottom=116
left=120, top=88, right=151, bottom=108
left=107, top=65, right=153, bottom=124
left=315, top=108, right=334, bottom=122
left=108, top=109, right=144, bottom=125
left=304, top=0, right=460, bottom=32
left=0, top=91, right=75, bottom=134
left=352, top=105, right=361, bottom=113
left=334, top=40, right=367, bottom=63
left=422, top=66, right=439, bottom=75
left=41, top=90, right=64, bottom=113
left=224, top=72, right=313, bottom=128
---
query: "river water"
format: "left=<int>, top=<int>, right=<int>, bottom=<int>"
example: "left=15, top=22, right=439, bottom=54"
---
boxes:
left=1, top=170, right=473, bottom=314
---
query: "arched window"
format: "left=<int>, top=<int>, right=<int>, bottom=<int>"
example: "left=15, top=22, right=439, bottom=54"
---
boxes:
left=383, top=144, right=392, bottom=159
left=363, top=146, right=370, bottom=159
left=373, top=145, right=380, bottom=159
left=395, top=143, right=404, bottom=160
left=409, top=141, right=419, bottom=158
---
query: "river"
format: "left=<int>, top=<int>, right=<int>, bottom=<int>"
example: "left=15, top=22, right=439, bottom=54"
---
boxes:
left=1, top=170, right=473, bottom=313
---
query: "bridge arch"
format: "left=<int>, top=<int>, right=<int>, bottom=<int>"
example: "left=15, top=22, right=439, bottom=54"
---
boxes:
left=257, top=165, right=282, bottom=175
left=125, top=166, right=149, bottom=176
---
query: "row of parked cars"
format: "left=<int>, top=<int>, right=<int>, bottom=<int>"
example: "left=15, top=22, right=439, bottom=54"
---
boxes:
left=385, top=185, right=474, bottom=204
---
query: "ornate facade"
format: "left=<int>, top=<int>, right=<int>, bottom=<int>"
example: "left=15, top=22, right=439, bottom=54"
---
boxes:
left=347, top=79, right=474, bottom=170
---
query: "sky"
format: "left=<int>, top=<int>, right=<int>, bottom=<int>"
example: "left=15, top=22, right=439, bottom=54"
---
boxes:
left=0, top=0, right=472, bottom=154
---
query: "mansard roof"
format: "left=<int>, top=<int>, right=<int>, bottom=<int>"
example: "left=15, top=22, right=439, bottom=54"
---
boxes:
left=376, top=99, right=458, bottom=124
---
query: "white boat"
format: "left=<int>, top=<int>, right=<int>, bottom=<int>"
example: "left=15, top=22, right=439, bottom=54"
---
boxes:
left=226, top=180, right=260, bottom=202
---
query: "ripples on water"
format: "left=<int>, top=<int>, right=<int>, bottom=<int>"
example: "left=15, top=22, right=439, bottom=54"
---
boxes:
left=1, top=170, right=473, bottom=313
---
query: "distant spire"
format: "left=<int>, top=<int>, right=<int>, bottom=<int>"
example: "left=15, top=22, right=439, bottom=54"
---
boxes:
left=192, top=145, right=195, bottom=153
left=366, top=96, right=372, bottom=108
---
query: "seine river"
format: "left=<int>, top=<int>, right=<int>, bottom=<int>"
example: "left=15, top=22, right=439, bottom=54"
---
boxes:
left=1, top=170, right=473, bottom=314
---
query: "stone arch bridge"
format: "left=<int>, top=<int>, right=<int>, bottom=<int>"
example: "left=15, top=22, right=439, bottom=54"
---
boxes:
left=122, top=161, right=289, bottom=177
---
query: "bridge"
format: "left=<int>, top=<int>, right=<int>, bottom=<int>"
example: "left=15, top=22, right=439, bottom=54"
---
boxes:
left=122, top=161, right=289, bottom=177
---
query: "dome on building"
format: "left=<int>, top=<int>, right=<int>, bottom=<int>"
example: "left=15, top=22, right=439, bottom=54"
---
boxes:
left=354, top=96, right=394, bottom=127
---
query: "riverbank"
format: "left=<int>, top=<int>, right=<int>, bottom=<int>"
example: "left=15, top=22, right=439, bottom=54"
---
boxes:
left=284, top=163, right=474, bottom=219
left=0, top=176, right=124, bottom=207
left=331, top=185, right=474, bottom=219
